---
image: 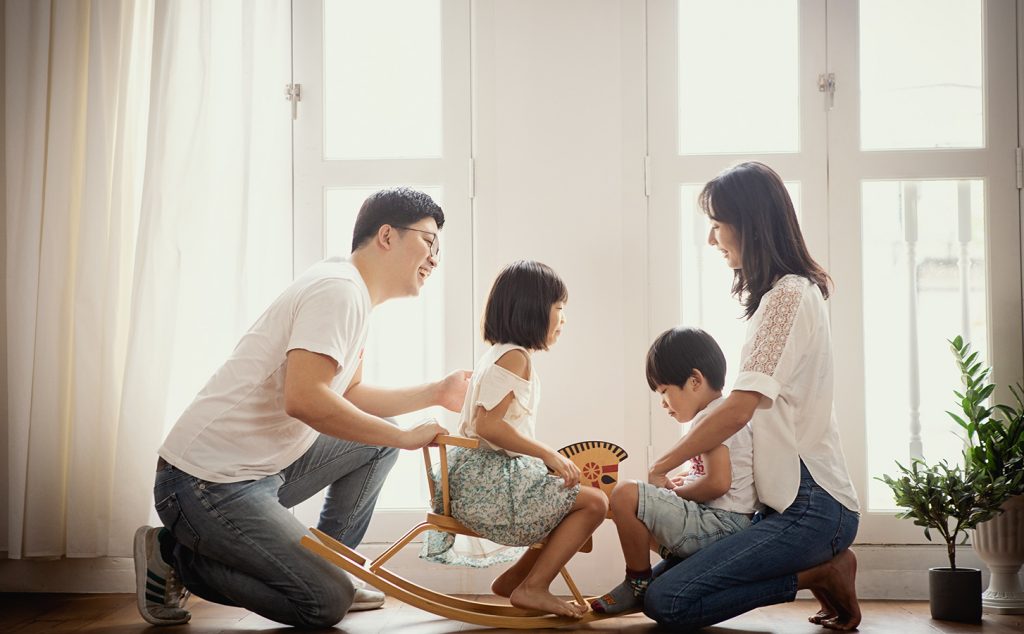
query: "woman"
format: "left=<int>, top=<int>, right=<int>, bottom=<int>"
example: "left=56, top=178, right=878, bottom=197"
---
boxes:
left=644, top=161, right=861, bottom=630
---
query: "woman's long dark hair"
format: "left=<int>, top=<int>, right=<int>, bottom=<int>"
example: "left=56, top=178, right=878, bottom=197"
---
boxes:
left=698, top=161, right=831, bottom=319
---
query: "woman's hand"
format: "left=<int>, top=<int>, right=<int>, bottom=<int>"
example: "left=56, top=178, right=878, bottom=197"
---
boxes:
left=544, top=451, right=581, bottom=488
left=648, top=471, right=672, bottom=489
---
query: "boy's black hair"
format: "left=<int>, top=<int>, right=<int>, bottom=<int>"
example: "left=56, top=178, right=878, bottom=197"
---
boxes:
left=645, top=326, right=726, bottom=391
left=350, top=187, right=445, bottom=253
left=483, top=260, right=568, bottom=351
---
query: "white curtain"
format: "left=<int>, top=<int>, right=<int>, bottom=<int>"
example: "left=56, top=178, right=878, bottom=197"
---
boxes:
left=5, top=0, right=292, bottom=558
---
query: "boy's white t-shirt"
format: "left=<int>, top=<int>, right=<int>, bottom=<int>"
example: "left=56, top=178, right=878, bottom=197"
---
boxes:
left=458, top=343, right=539, bottom=457
left=682, top=397, right=761, bottom=514
left=159, top=257, right=371, bottom=483
left=732, top=274, right=860, bottom=513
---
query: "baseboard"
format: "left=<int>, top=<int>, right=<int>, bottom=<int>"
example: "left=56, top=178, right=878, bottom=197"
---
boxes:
left=0, top=543, right=1002, bottom=600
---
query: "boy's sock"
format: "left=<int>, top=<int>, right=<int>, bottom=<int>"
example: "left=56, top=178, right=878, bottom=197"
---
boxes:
left=589, top=567, right=652, bottom=614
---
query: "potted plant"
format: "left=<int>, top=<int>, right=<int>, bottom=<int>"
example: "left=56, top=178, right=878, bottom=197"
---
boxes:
left=877, top=458, right=1008, bottom=623
left=877, top=336, right=1016, bottom=623
left=947, top=336, right=1024, bottom=614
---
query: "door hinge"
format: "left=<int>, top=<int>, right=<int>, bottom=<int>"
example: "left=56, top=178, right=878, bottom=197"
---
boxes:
left=284, top=83, right=302, bottom=120
left=468, top=157, right=476, bottom=199
left=1016, top=147, right=1022, bottom=190
left=644, top=156, right=651, bottom=197
left=818, top=72, right=836, bottom=110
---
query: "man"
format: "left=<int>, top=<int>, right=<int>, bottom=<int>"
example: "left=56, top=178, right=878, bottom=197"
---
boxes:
left=134, top=188, right=469, bottom=627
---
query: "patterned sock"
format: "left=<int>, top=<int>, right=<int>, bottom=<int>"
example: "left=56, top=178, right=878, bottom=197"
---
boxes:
left=590, top=568, right=652, bottom=614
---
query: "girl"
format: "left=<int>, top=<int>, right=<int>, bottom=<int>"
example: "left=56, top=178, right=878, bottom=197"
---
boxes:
left=424, top=260, right=608, bottom=618
left=643, top=162, right=862, bottom=631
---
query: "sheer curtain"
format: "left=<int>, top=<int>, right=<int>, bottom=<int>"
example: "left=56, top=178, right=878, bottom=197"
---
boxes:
left=4, top=0, right=291, bottom=558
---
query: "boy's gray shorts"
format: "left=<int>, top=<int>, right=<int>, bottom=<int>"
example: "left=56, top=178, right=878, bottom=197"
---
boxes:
left=636, top=482, right=753, bottom=559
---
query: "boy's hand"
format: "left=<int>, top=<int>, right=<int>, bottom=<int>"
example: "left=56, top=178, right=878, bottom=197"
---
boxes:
left=544, top=451, right=581, bottom=488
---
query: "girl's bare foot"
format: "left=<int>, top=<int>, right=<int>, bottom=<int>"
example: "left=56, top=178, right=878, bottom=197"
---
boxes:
left=509, top=585, right=587, bottom=618
left=491, top=549, right=541, bottom=597
left=808, top=588, right=838, bottom=624
left=491, top=568, right=525, bottom=598
left=798, top=549, right=861, bottom=631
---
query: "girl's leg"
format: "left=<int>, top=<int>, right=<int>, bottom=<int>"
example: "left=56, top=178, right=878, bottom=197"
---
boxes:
left=643, top=468, right=859, bottom=629
left=491, top=548, right=542, bottom=597
left=508, top=487, right=608, bottom=617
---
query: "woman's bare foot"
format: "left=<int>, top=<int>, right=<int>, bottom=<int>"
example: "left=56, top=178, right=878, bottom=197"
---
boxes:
left=509, top=585, right=587, bottom=618
left=798, top=549, right=861, bottom=631
left=808, top=588, right=838, bottom=624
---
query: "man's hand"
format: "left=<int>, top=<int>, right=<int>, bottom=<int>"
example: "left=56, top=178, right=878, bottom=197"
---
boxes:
left=434, top=370, right=472, bottom=412
left=544, top=451, right=581, bottom=488
left=399, top=418, right=448, bottom=450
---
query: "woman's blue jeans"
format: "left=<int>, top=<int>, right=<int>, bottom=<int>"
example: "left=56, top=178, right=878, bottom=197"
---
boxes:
left=154, top=432, right=399, bottom=628
left=643, top=461, right=859, bottom=629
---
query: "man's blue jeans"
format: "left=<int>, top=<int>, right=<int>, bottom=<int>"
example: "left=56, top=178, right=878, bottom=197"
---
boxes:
left=643, top=461, right=859, bottom=629
left=154, top=433, right=399, bottom=628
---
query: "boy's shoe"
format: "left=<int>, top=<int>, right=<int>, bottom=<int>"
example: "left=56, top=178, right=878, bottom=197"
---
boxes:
left=348, top=574, right=386, bottom=611
left=134, top=525, right=191, bottom=625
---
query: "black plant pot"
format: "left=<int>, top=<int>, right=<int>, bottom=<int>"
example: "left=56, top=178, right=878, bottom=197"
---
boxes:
left=929, top=567, right=982, bottom=623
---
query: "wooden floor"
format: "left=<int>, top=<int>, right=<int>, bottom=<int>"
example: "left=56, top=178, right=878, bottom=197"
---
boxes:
left=0, top=594, right=1021, bottom=633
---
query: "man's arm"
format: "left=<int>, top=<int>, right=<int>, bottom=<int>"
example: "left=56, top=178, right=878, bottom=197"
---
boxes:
left=343, top=359, right=471, bottom=417
left=284, top=349, right=445, bottom=449
left=670, top=445, right=732, bottom=503
left=648, top=390, right=760, bottom=487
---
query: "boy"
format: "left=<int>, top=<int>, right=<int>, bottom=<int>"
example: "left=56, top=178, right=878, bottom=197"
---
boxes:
left=591, top=326, right=761, bottom=614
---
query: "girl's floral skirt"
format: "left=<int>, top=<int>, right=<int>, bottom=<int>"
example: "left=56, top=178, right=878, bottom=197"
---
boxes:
left=420, top=446, right=580, bottom=567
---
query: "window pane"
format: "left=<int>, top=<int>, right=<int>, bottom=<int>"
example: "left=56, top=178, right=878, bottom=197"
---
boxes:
left=859, top=0, right=983, bottom=150
left=679, top=182, right=802, bottom=396
left=324, top=186, right=445, bottom=509
left=323, top=0, right=442, bottom=159
left=678, top=0, right=799, bottom=154
left=862, top=180, right=987, bottom=510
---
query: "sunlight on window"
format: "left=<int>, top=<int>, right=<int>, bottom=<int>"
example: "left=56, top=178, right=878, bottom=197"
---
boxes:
left=678, top=0, right=799, bottom=154
left=860, top=0, right=983, bottom=150
left=862, top=180, right=987, bottom=510
left=324, top=186, right=445, bottom=509
left=323, top=0, right=442, bottom=159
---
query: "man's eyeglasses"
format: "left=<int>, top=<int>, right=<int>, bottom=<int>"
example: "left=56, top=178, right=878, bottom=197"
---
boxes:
left=393, top=225, right=440, bottom=259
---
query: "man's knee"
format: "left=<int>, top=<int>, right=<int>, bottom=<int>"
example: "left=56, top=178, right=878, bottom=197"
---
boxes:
left=298, top=570, right=354, bottom=627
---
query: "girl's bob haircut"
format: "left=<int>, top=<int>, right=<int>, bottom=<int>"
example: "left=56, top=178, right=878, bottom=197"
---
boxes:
left=483, top=260, right=568, bottom=351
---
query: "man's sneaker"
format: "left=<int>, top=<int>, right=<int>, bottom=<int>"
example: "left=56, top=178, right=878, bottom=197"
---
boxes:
left=348, top=573, right=386, bottom=611
left=134, top=526, right=191, bottom=625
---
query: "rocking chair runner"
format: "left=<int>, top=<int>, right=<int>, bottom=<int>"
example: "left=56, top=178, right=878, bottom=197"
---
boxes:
left=300, top=434, right=633, bottom=629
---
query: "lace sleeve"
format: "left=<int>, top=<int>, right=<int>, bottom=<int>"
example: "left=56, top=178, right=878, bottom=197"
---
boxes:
left=740, top=276, right=805, bottom=377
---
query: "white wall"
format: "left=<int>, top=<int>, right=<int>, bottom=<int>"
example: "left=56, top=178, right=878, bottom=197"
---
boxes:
left=472, top=0, right=650, bottom=592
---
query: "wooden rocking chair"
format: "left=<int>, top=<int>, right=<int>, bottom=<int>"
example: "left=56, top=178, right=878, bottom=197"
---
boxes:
left=300, top=434, right=632, bottom=629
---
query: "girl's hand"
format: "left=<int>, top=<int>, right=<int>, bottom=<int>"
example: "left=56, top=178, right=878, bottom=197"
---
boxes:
left=670, top=474, right=687, bottom=487
left=543, top=451, right=580, bottom=488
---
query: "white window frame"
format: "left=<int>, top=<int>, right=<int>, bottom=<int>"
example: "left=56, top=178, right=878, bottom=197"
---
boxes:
left=646, top=0, right=1022, bottom=544
left=290, top=0, right=473, bottom=542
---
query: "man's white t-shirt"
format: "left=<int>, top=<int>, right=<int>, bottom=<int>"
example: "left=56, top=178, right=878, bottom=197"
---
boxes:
left=732, top=274, right=860, bottom=514
left=159, top=257, right=371, bottom=483
left=682, top=397, right=761, bottom=514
